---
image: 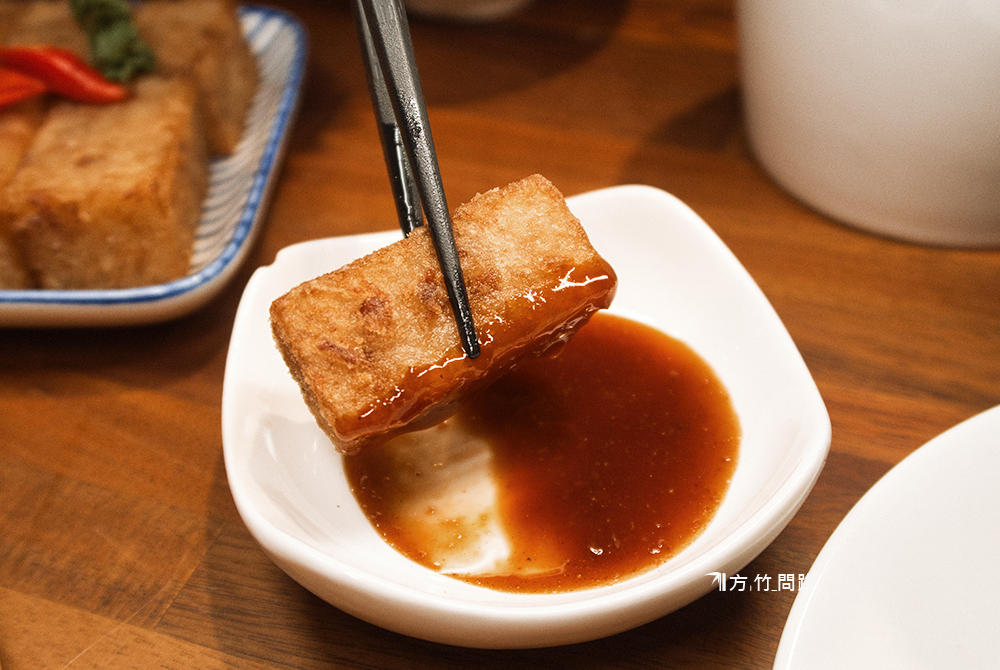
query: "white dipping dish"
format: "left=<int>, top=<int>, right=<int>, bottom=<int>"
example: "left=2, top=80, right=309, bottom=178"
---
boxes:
left=774, top=404, right=1000, bottom=670
left=0, top=5, right=306, bottom=327
left=222, top=184, right=831, bottom=648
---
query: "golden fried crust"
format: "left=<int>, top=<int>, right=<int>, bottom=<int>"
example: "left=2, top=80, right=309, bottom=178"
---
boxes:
left=0, top=235, right=30, bottom=289
left=136, top=0, right=259, bottom=155
left=271, top=174, right=617, bottom=453
left=2, top=77, right=208, bottom=289
left=0, top=99, right=45, bottom=289
left=0, top=0, right=89, bottom=55
left=0, top=98, right=45, bottom=188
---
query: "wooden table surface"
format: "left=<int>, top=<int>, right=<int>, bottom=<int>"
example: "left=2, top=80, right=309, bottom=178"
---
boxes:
left=2, top=0, right=998, bottom=667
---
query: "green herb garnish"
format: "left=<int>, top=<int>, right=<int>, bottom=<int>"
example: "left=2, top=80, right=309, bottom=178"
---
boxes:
left=70, top=0, right=155, bottom=83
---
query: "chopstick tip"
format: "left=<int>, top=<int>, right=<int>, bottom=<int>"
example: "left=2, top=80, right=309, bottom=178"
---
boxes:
left=460, top=318, right=480, bottom=359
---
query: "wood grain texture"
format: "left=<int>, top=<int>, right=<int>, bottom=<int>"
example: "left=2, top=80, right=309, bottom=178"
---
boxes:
left=2, top=0, right=998, bottom=667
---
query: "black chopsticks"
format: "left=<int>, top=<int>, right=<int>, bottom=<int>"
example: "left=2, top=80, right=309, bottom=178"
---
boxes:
left=352, top=0, right=481, bottom=359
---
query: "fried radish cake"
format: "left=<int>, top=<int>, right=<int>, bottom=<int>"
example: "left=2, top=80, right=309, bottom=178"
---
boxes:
left=270, top=174, right=617, bottom=453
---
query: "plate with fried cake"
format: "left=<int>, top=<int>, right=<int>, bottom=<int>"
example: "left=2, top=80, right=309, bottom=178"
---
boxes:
left=0, top=4, right=306, bottom=326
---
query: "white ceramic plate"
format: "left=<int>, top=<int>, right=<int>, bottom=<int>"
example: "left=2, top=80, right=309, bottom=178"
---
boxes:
left=0, top=5, right=306, bottom=327
left=774, top=404, right=1000, bottom=670
left=222, top=185, right=831, bottom=648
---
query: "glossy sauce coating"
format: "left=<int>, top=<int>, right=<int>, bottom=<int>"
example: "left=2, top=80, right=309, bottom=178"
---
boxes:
left=345, top=312, right=740, bottom=593
left=335, top=260, right=616, bottom=447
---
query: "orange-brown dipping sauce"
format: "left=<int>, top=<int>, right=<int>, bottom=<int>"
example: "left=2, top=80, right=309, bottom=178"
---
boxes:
left=344, top=312, right=740, bottom=593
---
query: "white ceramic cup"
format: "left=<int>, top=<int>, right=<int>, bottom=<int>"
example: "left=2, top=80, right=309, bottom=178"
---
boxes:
left=737, top=0, right=1000, bottom=247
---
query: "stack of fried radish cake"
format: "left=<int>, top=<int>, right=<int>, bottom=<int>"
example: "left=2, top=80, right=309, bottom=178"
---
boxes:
left=0, top=0, right=258, bottom=289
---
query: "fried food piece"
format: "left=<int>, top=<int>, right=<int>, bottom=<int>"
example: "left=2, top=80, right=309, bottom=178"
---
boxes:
left=0, top=235, right=30, bottom=289
left=0, top=0, right=89, bottom=55
left=0, top=2, right=19, bottom=42
left=2, top=0, right=257, bottom=156
left=271, top=175, right=618, bottom=454
left=2, top=76, right=208, bottom=289
left=0, top=98, right=46, bottom=289
left=136, top=0, right=259, bottom=155
left=0, top=98, right=46, bottom=187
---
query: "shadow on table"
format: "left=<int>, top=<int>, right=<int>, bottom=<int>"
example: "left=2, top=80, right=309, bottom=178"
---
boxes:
left=411, top=0, right=630, bottom=105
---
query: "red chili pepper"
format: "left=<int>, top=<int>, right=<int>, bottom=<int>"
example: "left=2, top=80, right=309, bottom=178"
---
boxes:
left=0, top=45, right=128, bottom=104
left=0, top=66, right=48, bottom=109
